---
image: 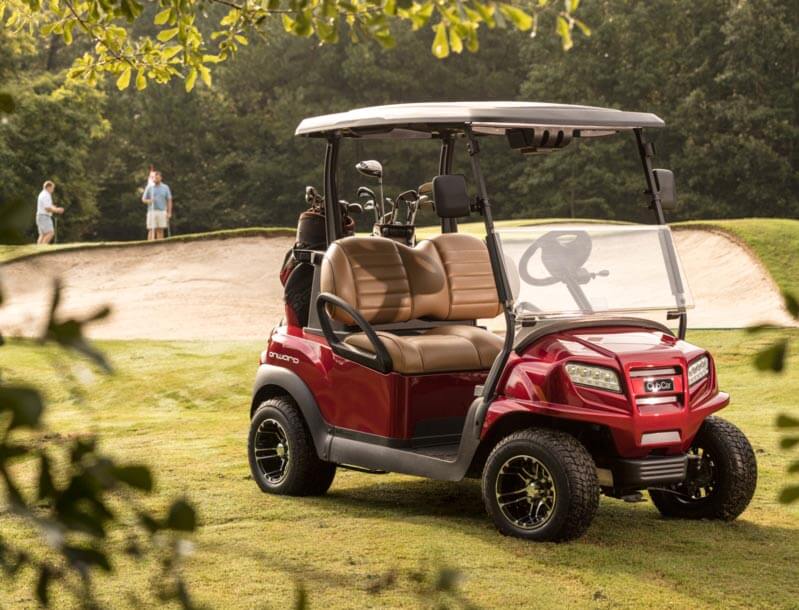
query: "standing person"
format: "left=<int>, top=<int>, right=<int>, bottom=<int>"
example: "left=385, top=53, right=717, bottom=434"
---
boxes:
left=36, top=180, right=64, bottom=245
left=141, top=171, right=173, bottom=241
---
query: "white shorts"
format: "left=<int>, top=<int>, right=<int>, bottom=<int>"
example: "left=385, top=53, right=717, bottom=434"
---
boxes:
left=147, top=210, right=168, bottom=229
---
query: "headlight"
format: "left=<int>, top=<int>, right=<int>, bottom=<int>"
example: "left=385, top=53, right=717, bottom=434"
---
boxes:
left=565, top=363, right=622, bottom=393
left=688, top=356, right=710, bottom=386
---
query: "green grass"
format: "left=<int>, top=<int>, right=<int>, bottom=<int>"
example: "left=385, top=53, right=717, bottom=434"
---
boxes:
left=673, top=219, right=799, bottom=296
left=1, top=331, right=797, bottom=608
left=0, top=226, right=294, bottom=264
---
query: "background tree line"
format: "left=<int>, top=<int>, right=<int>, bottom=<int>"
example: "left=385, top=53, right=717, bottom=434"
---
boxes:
left=1, top=0, right=796, bottom=242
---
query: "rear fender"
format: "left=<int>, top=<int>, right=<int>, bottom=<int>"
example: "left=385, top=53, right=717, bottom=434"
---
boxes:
left=252, top=364, right=331, bottom=460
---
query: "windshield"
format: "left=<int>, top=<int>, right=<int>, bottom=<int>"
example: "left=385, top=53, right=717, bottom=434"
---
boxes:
left=497, top=224, right=693, bottom=319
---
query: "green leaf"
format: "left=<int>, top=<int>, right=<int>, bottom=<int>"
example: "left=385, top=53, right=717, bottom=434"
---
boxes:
left=157, top=27, right=179, bottom=42
left=295, top=582, right=308, bottom=610
left=167, top=498, right=197, bottom=532
left=135, top=70, right=147, bottom=90
left=63, top=545, right=111, bottom=571
left=780, top=436, right=799, bottom=450
left=449, top=27, right=463, bottom=54
left=0, top=386, right=44, bottom=430
left=432, top=22, right=449, bottom=59
left=163, top=45, right=183, bottom=60
left=116, top=67, right=132, bottom=91
left=754, top=339, right=788, bottom=373
left=572, top=16, right=591, bottom=36
left=185, top=67, right=198, bottom=92
left=777, top=414, right=799, bottom=429
left=556, top=15, right=573, bottom=51
left=138, top=511, right=161, bottom=534
left=38, top=453, right=56, bottom=500
left=783, top=291, right=799, bottom=320
left=0, top=92, right=14, bottom=114
left=499, top=5, right=533, bottom=31
left=114, top=465, right=153, bottom=492
left=154, top=7, right=171, bottom=25
left=778, top=484, right=799, bottom=504
left=198, top=64, right=212, bottom=88
left=36, top=565, right=52, bottom=606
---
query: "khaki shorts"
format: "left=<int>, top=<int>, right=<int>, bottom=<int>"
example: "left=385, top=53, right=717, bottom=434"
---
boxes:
left=147, top=210, right=168, bottom=229
left=37, top=213, right=54, bottom=235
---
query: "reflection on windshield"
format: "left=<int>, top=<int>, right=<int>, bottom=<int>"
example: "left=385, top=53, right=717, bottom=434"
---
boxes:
left=498, top=224, right=693, bottom=319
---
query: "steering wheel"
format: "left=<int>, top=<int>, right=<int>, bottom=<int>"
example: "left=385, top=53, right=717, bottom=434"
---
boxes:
left=518, top=230, right=594, bottom=285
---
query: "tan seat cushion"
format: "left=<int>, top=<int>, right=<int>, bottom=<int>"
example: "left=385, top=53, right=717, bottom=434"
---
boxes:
left=320, top=234, right=501, bottom=325
left=344, top=325, right=503, bottom=374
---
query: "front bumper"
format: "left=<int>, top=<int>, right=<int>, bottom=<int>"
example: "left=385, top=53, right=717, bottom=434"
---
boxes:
left=607, top=454, right=688, bottom=490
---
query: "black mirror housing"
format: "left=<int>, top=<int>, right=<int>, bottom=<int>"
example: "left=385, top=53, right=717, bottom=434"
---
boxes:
left=653, top=169, right=677, bottom=210
left=432, top=175, right=471, bottom=218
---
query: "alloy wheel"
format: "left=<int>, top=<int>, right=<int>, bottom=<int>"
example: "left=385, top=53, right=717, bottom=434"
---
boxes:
left=495, top=454, right=557, bottom=530
left=254, top=418, right=290, bottom=484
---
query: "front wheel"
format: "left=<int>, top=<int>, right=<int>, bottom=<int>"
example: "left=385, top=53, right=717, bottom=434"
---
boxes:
left=481, top=428, right=599, bottom=542
left=248, top=396, right=336, bottom=496
left=649, top=416, right=757, bottom=520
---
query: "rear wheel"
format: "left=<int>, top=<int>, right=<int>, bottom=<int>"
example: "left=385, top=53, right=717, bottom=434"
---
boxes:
left=481, top=429, right=599, bottom=542
left=649, top=416, right=756, bottom=520
left=248, top=396, right=336, bottom=496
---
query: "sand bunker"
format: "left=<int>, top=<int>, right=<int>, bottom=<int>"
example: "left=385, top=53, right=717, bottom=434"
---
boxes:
left=0, top=229, right=793, bottom=341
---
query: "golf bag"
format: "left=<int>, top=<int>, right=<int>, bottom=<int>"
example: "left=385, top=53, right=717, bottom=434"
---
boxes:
left=281, top=187, right=354, bottom=327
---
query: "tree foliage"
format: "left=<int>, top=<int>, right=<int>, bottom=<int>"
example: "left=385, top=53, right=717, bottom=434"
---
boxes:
left=0, top=0, right=588, bottom=91
left=0, top=85, right=200, bottom=610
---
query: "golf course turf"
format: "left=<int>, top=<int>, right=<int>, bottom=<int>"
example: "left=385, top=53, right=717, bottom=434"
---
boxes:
left=1, top=330, right=797, bottom=608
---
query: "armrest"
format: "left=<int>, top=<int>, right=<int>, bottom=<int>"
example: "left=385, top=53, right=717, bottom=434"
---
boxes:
left=315, top=292, right=393, bottom=373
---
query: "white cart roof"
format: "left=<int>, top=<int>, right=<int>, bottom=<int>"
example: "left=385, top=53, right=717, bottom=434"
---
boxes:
left=295, top=101, right=664, bottom=138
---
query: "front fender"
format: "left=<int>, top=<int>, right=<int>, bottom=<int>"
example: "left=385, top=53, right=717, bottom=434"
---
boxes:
left=252, top=364, right=331, bottom=460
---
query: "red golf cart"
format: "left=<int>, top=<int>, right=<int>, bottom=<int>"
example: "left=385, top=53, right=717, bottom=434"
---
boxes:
left=248, top=102, right=757, bottom=541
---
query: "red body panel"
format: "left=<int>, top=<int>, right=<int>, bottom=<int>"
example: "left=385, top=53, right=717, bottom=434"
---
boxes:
left=482, top=326, right=727, bottom=458
left=264, top=323, right=728, bottom=458
left=266, top=327, right=484, bottom=439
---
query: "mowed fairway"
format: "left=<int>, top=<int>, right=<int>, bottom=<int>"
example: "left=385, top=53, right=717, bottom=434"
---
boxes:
left=1, top=330, right=798, bottom=608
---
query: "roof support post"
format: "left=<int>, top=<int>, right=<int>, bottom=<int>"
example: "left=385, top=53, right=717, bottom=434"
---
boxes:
left=464, top=126, right=516, bottom=435
left=634, top=128, right=666, bottom=225
left=324, top=134, right=342, bottom=246
left=634, top=129, right=688, bottom=339
left=438, top=133, right=458, bottom=233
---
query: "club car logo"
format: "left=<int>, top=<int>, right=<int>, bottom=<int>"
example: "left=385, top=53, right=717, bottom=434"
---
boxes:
left=644, top=379, right=674, bottom=393
left=269, top=351, right=299, bottom=365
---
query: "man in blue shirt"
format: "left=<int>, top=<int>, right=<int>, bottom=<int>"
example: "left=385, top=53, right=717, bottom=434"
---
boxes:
left=141, top=171, right=173, bottom=240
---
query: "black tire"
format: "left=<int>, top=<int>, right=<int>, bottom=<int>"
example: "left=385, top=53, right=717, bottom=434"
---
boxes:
left=248, top=396, right=336, bottom=496
left=481, top=428, right=599, bottom=542
left=649, top=416, right=757, bottom=520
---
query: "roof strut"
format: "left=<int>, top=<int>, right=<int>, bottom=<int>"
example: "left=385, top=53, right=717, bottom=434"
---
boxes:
left=323, top=134, right=342, bottom=245
left=634, top=128, right=688, bottom=340
left=464, top=126, right=516, bottom=436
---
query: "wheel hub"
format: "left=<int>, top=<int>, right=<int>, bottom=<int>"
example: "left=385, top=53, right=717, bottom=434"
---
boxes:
left=496, top=455, right=557, bottom=530
left=253, top=419, right=290, bottom=485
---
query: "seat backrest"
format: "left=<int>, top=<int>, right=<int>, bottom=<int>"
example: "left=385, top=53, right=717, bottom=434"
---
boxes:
left=320, top=234, right=501, bottom=325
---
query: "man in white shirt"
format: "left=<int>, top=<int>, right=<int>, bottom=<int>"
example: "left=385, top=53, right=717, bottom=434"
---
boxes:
left=36, top=180, right=64, bottom=245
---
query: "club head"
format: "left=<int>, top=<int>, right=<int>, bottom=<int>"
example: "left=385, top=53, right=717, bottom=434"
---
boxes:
left=357, top=186, right=375, bottom=200
left=355, top=160, right=383, bottom=179
left=305, top=185, right=319, bottom=205
left=363, top=200, right=375, bottom=211
left=418, top=181, right=433, bottom=196
left=347, top=203, right=364, bottom=214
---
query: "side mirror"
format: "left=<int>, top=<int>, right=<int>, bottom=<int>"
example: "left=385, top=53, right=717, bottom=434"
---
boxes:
left=432, top=175, right=471, bottom=218
left=653, top=169, right=677, bottom=210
